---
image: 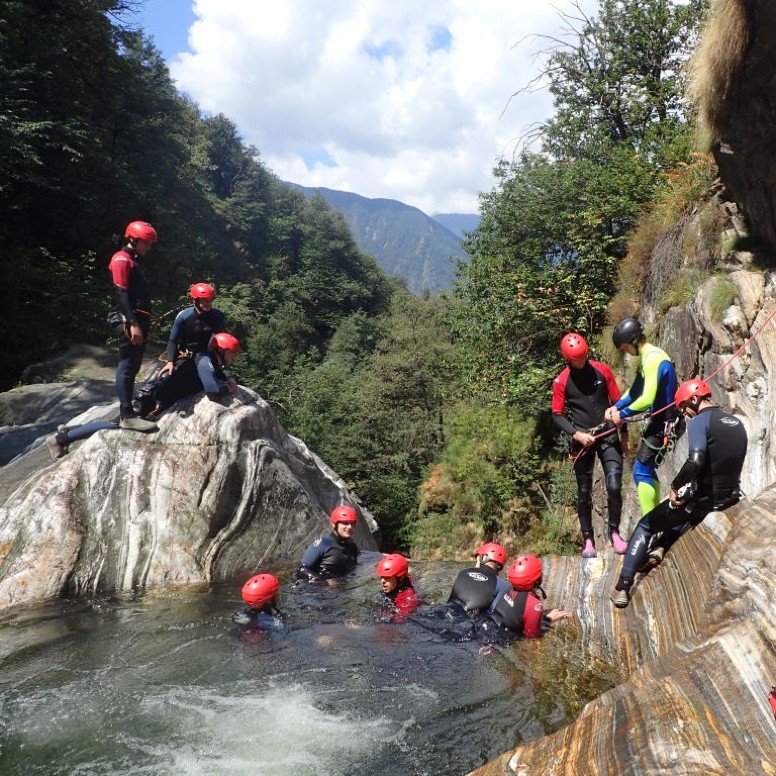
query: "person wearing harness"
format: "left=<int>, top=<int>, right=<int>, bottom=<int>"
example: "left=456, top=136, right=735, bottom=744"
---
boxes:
left=478, top=555, right=570, bottom=641
left=158, top=283, right=228, bottom=378
left=552, top=333, right=630, bottom=558
left=376, top=554, right=419, bottom=621
left=611, top=378, right=747, bottom=608
left=108, top=220, right=159, bottom=432
left=447, top=542, right=510, bottom=617
left=605, top=318, right=681, bottom=520
left=297, top=505, right=360, bottom=582
left=44, top=333, right=241, bottom=460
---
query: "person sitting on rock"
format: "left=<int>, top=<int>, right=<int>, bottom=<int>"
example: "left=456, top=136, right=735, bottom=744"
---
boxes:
left=297, top=505, right=360, bottom=582
left=611, top=378, right=748, bottom=609
left=376, top=553, right=419, bottom=621
left=234, top=573, right=285, bottom=635
left=158, top=282, right=228, bottom=378
left=447, top=542, right=510, bottom=618
left=44, top=332, right=240, bottom=460
left=478, top=554, right=570, bottom=640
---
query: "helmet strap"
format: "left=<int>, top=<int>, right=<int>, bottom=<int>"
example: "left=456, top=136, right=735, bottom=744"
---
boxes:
left=536, top=585, right=547, bottom=600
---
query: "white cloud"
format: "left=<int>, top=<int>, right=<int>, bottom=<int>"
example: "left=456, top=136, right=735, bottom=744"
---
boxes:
left=171, top=0, right=598, bottom=215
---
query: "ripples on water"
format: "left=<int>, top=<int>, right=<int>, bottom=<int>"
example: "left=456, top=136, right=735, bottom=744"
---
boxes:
left=0, top=554, right=619, bottom=775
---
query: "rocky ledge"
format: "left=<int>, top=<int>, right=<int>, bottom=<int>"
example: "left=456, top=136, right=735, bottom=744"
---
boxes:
left=0, top=385, right=378, bottom=610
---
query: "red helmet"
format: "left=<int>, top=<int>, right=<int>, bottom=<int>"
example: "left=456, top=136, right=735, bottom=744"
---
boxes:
left=507, top=554, right=543, bottom=591
left=560, top=333, right=589, bottom=361
left=675, top=378, right=712, bottom=408
left=330, top=504, right=358, bottom=525
left=474, top=542, right=507, bottom=567
left=210, top=332, right=240, bottom=353
left=190, top=282, right=216, bottom=300
left=124, top=221, right=157, bottom=243
left=241, top=573, right=280, bottom=608
left=375, top=554, right=409, bottom=578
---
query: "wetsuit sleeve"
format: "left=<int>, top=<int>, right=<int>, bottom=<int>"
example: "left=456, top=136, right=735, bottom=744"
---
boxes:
left=164, top=311, right=187, bottom=362
left=298, top=537, right=330, bottom=581
left=671, top=413, right=708, bottom=490
left=523, top=594, right=544, bottom=638
left=617, top=351, right=662, bottom=418
left=551, top=370, right=576, bottom=436
left=109, top=252, right=137, bottom=323
left=213, top=309, right=228, bottom=333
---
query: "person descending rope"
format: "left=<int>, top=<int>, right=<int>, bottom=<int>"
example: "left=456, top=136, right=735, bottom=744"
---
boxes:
left=552, top=333, right=630, bottom=558
left=605, top=318, right=682, bottom=524
left=108, top=220, right=160, bottom=432
left=158, top=282, right=228, bottom=378
left=375, top=554, right=420, bottom=621
left=297, top=505, right=360, bottom=582
left=611, top=379, right=747, bottom=608
left=478, top=555, right=570, bottom=640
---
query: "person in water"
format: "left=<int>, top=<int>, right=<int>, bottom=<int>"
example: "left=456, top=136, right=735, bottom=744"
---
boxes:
left=108, top=220, right=160, bottom=433
left=479, top=554, right=570, bottom=640
left=234, top=573, right=284, bottom=634
left=552, top=332, right=629, bottom=558
left=158, top=282, right=228, bottom=378
left=605, top=318, right=681, bottom=523
left=447, top=542, right=510, bottom=617
left=297, top=505, right=360, bottom=582
left=375, top=554, right=419, bottom=621
left=611, top=378, right=748, bottom=609
left=44, top=332, right=241, bottom=460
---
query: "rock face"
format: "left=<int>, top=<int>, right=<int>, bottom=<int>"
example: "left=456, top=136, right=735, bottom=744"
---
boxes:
left=0, top=386, right=378, bottom=609
left=471, top=178, right=776, bottom=774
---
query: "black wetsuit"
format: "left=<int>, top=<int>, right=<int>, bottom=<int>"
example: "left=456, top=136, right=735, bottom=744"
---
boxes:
left=297, top=533, right=359, bottom=581
left=447, top=566, right=508, bottom=615
left=619, top=405, right=747, bottom=582
left=164, top=306, right=228, bottom=361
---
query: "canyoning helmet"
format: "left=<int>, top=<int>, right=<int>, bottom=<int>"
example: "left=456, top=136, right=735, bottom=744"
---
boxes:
left=612, top=317, right=644, bottom=349
left=675, top=378, right=712, bottom=412
left=474, top=542, right=508, bottom=568
left=190, top=282, right=216, bottom=300
left=241, top=573, right=280, bottom=609
left=375, top=554, right=409, bottom=579
left=507, top=554, right=543, bottom=591
left=124, top=220, right=157, bottom=243
left=210, top=332, right=240, bottom=354
left=560, top=333, right=589, bottom=361
left=330, top=504, right=358, bottom=526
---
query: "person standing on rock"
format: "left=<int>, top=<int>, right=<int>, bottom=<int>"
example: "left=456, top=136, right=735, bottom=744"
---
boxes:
left=108, top=220, right=160, bottom=432
left=297, top=505, right=360, bottom=582
left=478, top=554, right=570, bottom=640
left=605, top=318, right=681, bottom=521
left=552, top=333, right=630, bottom=558
left=611, top=379, right=747, bottom=608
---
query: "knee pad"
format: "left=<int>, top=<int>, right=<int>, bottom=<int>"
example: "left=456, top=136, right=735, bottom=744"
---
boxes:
left=605, top=468, right=622, bottom=495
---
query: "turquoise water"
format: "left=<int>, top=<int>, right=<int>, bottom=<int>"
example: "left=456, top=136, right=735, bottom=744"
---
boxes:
left=0, top=556, right=603, bottom=775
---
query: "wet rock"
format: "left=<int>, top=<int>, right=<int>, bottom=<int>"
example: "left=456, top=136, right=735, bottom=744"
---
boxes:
left=0, top=386, right=378, bottom=609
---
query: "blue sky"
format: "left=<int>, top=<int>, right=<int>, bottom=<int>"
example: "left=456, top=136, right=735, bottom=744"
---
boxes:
left=128, top=0, right=599, bottom=215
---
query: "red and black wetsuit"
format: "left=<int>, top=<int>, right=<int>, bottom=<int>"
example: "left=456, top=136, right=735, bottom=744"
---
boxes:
left=385, top=578, right=420, bottom=622
left=108, top=246, right=152, bottom=413
left=485, top=589, right=545, bottom=638
left=552, top=359, right=625, bottom=541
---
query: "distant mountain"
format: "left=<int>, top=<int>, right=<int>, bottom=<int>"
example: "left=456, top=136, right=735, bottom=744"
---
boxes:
left=431, top=213, right=481, bottom=240
left=291, top=185, right=473, bottom=294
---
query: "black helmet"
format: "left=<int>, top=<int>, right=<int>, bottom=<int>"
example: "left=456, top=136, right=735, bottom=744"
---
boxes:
left=612, top=317, right=644, bottom=348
